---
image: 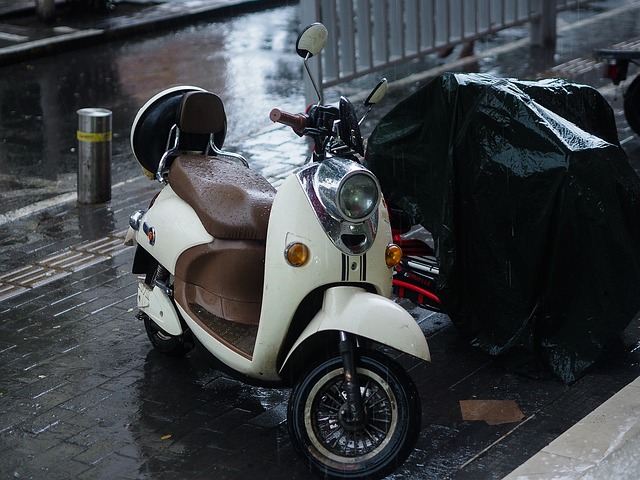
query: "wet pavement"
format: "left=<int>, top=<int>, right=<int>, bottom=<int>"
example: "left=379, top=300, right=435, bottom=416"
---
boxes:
left=1, top=1, right=640, bottom=479
left=0, top=0, right=301, bottom=217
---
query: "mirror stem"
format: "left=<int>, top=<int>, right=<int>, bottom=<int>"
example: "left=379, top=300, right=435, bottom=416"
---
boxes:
left=358, top=106, right=373, bottom=126
left=304, top=57, right=323, bottom=104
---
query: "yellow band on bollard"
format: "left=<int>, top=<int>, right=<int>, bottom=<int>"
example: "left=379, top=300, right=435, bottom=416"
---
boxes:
left=76, top=130, right=112, bottom=142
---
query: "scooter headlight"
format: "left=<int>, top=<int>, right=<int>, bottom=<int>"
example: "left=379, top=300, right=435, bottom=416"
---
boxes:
left=338, top=173, right=379, bottom=221
left=315, top=158, right=381, bottom=223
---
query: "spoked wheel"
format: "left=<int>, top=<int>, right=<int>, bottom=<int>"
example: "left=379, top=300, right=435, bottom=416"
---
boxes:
left=142, top=313, right=193, bottom=357
left=288, top=352, right=421, bottom=479
left=624, top=75, right=640, bottom=136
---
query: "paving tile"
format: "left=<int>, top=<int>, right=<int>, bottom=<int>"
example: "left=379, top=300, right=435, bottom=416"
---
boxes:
left=0, top=282, right=29, bottom=302
left=72, top=438, right=131, bottom=467
left=247, top=403, right=287, bottom=429
left=18, top=406, right=79, bottom=436
left=504, top=451, right=595, bottom=478
left=0, top=408, right=34, bottom=435
left=59, top=387, right=115, bottom=414
left=75, top=453, right=141, bottom=480
left=543, top=382, right=640, bottom=464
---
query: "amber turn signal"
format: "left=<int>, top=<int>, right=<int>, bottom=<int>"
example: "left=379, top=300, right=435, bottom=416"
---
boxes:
left=385, top=244, right=402, bottom=267
left=286, top=242, right=310, bottom=267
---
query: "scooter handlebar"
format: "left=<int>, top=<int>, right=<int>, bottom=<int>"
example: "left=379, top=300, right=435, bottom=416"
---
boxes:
left=270, top=108, right=307, bottom=136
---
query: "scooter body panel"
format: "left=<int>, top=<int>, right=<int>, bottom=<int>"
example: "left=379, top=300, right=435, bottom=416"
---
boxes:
left=132, top=185, right=213, bottom=274
left=252, top=166, right=397, bottom=377
left=137, top=282, right=183, bottom=336
left=176, top=166, right=393, bottom=380
left=281, top=286, right=431, bottom=372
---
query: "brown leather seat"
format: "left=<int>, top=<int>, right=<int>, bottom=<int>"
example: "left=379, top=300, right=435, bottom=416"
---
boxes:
left=169, top=155, right=275, bottom=240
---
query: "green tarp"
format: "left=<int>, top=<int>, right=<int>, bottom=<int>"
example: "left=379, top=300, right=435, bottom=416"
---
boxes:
left=366, top=73, right=640, bottom=382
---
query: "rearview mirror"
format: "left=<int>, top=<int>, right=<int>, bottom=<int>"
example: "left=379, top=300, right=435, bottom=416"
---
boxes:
left=296, top=23, right=328, bottom=59
left=364, top=78, right=388, bottom=107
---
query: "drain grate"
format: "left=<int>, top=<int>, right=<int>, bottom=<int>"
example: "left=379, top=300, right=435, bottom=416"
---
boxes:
left=0, top=231, right=132, bottom=302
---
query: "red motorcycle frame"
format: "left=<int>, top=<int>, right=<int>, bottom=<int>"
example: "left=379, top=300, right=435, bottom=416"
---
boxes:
left=388, top=205, right=443, bottom=313
left=594, top=47, right=640, bottom=136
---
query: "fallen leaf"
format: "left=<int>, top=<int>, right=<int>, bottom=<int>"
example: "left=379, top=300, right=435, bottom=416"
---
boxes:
left=161, top=434, right=172, bottom=440
left=459, top=399, right=525, bottom=425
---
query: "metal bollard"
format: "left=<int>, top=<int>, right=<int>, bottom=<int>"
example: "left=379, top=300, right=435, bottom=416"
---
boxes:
left=77, top=108, right=112, bottom=204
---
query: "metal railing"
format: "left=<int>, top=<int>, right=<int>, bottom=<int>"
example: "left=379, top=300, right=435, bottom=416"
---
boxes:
left=300, top=0, right=585, bottom=102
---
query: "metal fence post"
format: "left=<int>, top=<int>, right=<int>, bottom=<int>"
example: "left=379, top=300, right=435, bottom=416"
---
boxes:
left=76, top=108, right=112, bottom=204
left=531, top=0, right=557, bottom=48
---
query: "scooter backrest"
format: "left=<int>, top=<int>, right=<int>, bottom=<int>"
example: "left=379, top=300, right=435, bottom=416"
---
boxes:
left=177, top=91, right=226, bottom=135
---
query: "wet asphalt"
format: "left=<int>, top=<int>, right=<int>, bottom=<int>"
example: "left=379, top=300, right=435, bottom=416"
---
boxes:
left=1, top=1, right=640, bottom=479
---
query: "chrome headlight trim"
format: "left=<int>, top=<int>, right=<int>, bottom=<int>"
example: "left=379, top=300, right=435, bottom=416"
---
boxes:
left=297, top=158, right=381, bottom=255
left=314, top=157, right=381, bottom=223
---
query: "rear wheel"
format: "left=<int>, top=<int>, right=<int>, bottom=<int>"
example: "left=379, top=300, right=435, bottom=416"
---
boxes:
left=288, top=352, right=421, bottom=479
left=142, top=313, right=192, bottom=357
left=624, top=75, right=640, bottom=136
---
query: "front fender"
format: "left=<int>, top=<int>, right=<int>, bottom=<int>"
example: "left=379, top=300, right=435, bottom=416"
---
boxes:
left=281, top=286, right=430, bottom=372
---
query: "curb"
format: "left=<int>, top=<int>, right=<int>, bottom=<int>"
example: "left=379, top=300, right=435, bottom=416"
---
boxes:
left=0, top=0, right=287, bottom=66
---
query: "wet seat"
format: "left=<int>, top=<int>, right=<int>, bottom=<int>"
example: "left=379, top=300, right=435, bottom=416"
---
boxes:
left=169, top=155, right=275, bottom=241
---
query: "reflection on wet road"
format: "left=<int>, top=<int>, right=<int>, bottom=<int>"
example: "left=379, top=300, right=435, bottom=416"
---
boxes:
left=0, top=5, right=302, bottom=214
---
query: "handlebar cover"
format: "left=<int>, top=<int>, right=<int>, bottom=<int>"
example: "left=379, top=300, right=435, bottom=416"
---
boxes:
left=270, top=109, right=308, bottom=136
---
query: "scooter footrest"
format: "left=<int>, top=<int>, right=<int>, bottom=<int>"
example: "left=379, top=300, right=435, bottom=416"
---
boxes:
left=190, top=303, right=258, bottom=359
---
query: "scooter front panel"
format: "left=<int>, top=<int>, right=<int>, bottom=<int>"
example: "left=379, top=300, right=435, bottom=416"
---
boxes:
left=248, top=170, right=395, bottom=376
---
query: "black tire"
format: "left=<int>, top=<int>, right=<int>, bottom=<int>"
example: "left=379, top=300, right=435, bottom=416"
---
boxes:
left=143, top=314, right=192, bottom=357
left=288, top=351, right=421, bottom=479
left=624, top=75, right=640, bottom=136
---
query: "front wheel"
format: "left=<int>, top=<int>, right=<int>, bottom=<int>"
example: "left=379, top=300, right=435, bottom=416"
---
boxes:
left=288, top=352, right=421, bottom=479
left=624, top=75, right=640, bottom=136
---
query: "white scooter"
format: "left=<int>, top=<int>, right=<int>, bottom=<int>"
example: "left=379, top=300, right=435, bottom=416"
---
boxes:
left=125, top=23, right=430, bottom=479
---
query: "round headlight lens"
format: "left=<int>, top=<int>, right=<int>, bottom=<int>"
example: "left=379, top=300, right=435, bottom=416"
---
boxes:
left=338, top=173, right=379, bottom=220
